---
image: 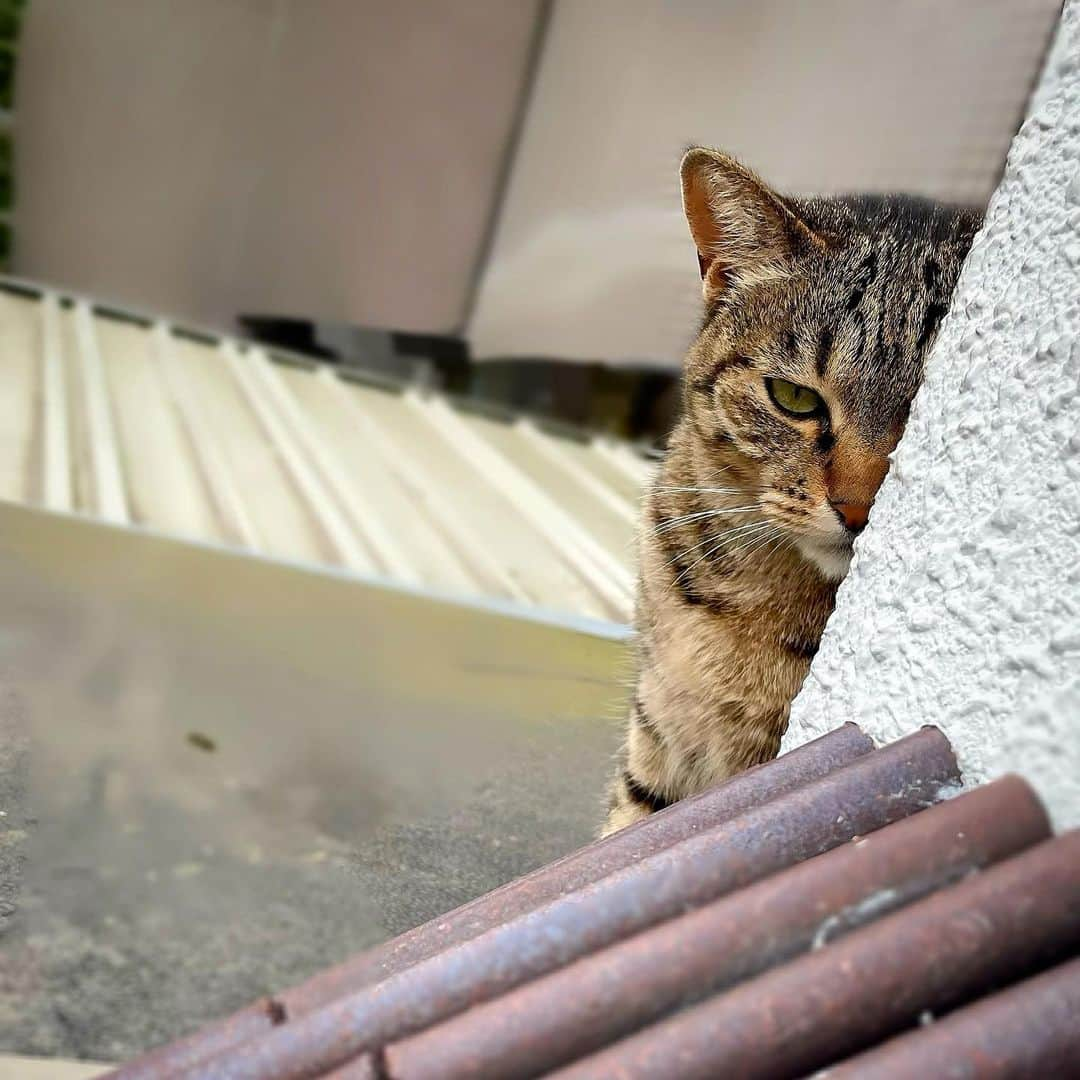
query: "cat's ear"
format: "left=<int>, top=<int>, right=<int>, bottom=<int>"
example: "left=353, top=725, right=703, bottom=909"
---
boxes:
left=680, top=147, right=818, bottom=301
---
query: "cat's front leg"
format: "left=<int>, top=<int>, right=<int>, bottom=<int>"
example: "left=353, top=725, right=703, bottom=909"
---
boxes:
left=601, top=697, right=681, bottom=837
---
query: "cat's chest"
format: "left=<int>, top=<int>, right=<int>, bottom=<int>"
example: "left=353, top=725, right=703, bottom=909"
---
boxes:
left=649, top=571, right=835, bottom=699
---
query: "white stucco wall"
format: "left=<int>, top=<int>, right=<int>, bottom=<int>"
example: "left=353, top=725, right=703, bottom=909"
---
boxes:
left=784, top=2, right=1080, bottom=828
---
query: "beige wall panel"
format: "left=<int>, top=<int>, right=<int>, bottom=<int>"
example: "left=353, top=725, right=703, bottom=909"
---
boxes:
left=469, top=0, right=1060, bottom=367
left=14, top=0, right=540, bottom=335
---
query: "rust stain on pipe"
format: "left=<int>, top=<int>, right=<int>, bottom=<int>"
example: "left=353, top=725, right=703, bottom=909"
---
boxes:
left=107, top=723, right=872, bottom=1080
left=182, top=728, right=959, bottom=1080
left=383, top=775, right=1048, bottom=1080
left=550, top=830, right=1080, bottom=1080
left=817, top=954, right=1080, bottom=1078
left=318, top=1056, right=380, bottom=1080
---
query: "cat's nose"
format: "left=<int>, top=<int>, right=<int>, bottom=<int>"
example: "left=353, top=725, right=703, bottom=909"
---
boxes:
left=831, top=501, right=870, bottom=534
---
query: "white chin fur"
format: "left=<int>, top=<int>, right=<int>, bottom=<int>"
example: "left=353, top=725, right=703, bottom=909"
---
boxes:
left=796, top=537, right=853, bottom=582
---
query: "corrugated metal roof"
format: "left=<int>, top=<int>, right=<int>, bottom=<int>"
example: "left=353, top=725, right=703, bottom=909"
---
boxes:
left=106, top=724, right=1080, bottom=1079
left=0, top=279, right=649, bottom=625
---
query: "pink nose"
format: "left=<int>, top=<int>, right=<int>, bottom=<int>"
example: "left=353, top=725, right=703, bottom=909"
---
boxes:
left=831, top=501, right=870, bottom=534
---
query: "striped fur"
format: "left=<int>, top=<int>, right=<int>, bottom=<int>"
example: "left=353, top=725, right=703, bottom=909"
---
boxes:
left=603, top=149, right=980, bottom=835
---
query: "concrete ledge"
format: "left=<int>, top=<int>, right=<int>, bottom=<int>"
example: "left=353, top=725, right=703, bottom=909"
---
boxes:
left=0, top=1056, right=110, bottom=1080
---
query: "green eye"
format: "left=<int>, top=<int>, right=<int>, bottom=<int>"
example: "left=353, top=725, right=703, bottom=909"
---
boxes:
left=766, top=377, right=824, bottom=417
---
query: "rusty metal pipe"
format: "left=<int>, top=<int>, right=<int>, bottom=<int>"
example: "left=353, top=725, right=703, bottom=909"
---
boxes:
left=383, top=775, right=1048, bottom=1080
left=817, top=954, right=1080, bottom=1079
left=183, top=728, right=959, bottom=1080
left=279, top=723, right=873, bottom=1012
left=549, top=830, right=1080, bottom=1080
left=107, top=723, right=872, bottom=1080
left=102, top=1002, right=281, bottom=1080
left=318, top=1057, right=379, bottom=1080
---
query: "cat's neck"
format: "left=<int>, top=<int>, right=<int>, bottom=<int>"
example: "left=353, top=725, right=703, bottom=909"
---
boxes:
left=648, top=437, right=836, bottom=617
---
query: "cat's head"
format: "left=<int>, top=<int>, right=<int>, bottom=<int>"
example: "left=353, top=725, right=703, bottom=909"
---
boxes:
left=679, top=147, right=980, bottom=580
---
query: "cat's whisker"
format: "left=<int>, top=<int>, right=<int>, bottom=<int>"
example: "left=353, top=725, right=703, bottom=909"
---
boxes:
left=655, top=502, right=760, bottom=518
left=758, top=531, right=787, bottom=554
left=652, top=510, right=719, bottom=535
left=709, top=519, right=774, bottom=546
left=762, top=531, right=797, bottom=561
left=653, top=486, right=749, bottom=496
left=651, top=505, right=761, bottom=535
left=673, top=520, right=774, bottom=579
left=668, top=518, right=771, bottom=565
left=668, top=535, right=717, bottom=565
left=672, top=534, right=745, bottom=581
left=701, top=464, right=740, bottom=483
left=726, top=523, right=788, bottom=559
left=682, top=518, right=773, bottom=553
left=743, top=528, right=787, bottom=558
left=724, top=533, right=776, bottom=559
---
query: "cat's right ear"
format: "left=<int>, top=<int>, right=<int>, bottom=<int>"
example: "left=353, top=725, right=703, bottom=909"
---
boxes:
left=680, top=147, right=818, bottom=302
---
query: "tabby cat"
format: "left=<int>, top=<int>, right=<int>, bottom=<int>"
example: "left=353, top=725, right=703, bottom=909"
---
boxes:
left=604, top=148, right=980, bottom=835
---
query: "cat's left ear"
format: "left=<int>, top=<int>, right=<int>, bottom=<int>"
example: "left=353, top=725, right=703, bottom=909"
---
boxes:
left=680, top=147, right=820, bottom=302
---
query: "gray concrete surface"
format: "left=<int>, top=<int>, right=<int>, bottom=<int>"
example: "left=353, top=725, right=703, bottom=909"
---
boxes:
left=0, top=504, right=627, bottom=1063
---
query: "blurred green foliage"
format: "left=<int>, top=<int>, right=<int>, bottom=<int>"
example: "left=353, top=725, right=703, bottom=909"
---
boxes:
left=0, top=132, right=11, bottom=211
left=0, top=0, right=24, bottom=42
left=0, top=46, right=13, bottom=112
left=0, top=0, right=25, bottom=269
left=0, top=0, right=24, bottom=109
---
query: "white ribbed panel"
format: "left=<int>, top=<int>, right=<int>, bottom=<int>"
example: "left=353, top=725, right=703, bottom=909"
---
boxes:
left=405, top=389, right=634, bottom=616
left=72, top=301, right=129, bottom=524
left=222, top=341, right=375, bottom=573
left=251, top=356, right=420, bottom=584
left=39, top=294, right=71, bottom=511
left=592, top=438, right=656, bottom=490
left=514, top=418, right=638, bottom=526
left=315, top=368, right=531, bottom=603
left=151, top=324, right=261, bottom=550
left=0, top=282, right=649, bottom=624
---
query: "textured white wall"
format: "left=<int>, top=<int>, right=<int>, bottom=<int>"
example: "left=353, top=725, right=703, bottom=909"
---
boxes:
left=784, top=3, right=1080, bottom=828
